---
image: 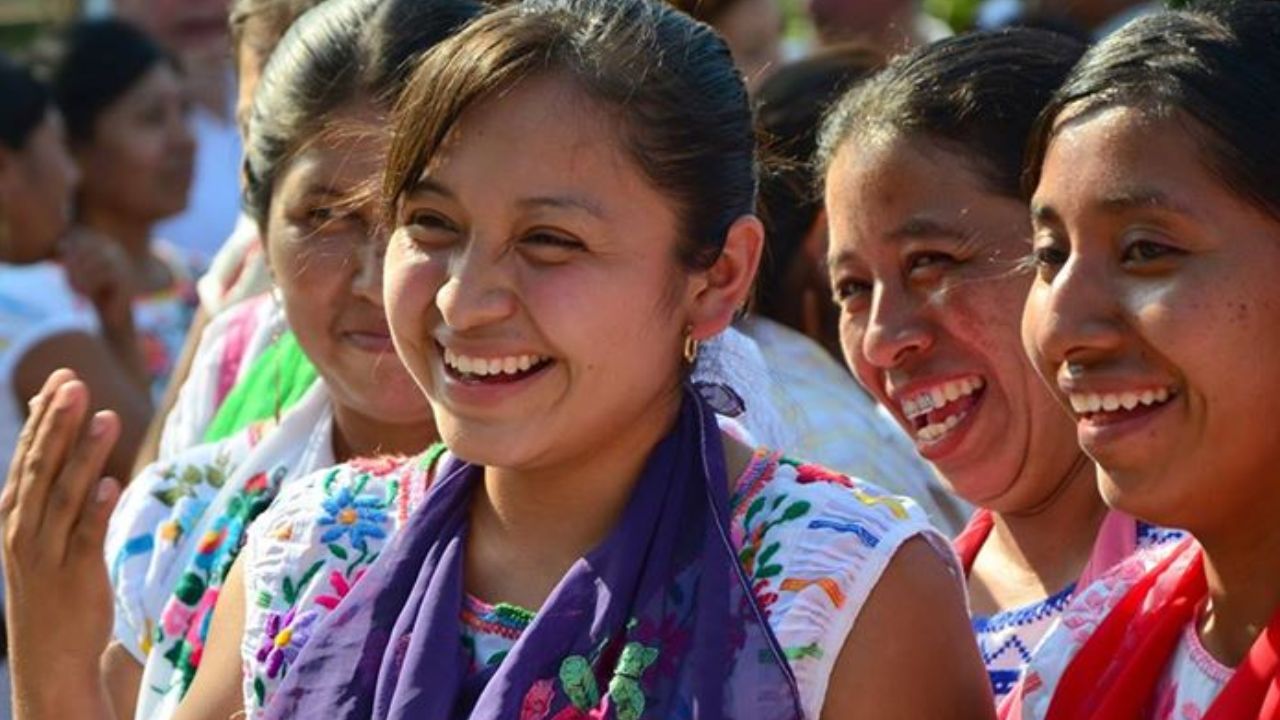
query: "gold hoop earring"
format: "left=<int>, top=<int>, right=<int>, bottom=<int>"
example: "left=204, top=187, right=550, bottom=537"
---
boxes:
left=683, top=327, right=700, bottom=365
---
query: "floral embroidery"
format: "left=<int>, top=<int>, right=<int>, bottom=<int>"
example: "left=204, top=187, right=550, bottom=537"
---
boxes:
left=521, top=679, right=557, bottom=720
left=315, top=570, right=364, bottom=610
left=257, top=608, right=320, bottom=679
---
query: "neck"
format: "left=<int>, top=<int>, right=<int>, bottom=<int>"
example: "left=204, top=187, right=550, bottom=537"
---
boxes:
left=330, top=402, right=436, bottom=462
left=970, top=454, right=1108, bottom=613
left=78, top=205, right=151, bottom=263
left=466, top=385, right=684, bottom=609
left=1197, top=499, right=1280, bottom=666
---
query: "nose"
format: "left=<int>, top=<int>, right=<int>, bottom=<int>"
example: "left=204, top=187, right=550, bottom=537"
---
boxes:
left=861, top=282, right=933, bottom=369
left=436, top=242, right=517, bottom=332
left=351, top=235, right=385, bottom=305
left=1024, top=252, right=1126, bottom=372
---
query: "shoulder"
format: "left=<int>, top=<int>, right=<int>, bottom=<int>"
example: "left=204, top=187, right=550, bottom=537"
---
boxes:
left=730, top=452, right=958, bottom=717
left=106, top=436, right=250, bottom=660
left=240, top=450, right=439, bottom=711
left=1014, top=538, right=1196, bottom=717
left=0, top=262, right=96, bottom=361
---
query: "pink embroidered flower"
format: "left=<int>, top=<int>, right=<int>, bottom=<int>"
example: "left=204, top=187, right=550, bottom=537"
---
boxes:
left=316, top=569, right=365, bottom=610
left=349, top=455, right=405, bottom=477
left=160, top=599, right=196, bottom=638
left=521, top=679, right=556, bottom=720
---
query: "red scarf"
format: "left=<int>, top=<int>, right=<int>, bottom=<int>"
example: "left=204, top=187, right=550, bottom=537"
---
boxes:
left=953, top=508, right=995, bottom=574
left=1046, top=538, right=1280, bottom=720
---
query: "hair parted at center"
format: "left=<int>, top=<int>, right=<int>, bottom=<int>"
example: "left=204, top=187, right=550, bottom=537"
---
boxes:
left=384, top=0, right=757, bottom=270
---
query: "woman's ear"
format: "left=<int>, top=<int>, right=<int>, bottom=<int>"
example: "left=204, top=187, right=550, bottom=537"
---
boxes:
left=687, top=214, right=764, bottom=340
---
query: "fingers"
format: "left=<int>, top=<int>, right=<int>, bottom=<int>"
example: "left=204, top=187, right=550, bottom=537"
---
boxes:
left=46, top=410, right=120, bottom=563
left=6, top=378, right=90, bottom=554
left=1, top=369, right=77, bottom=515
left=70, top=475, right=121, bottom=567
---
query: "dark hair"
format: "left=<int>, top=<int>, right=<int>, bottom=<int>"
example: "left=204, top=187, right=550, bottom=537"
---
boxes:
left=0, top=53, right=52, bottom=151
left=754, top=43, right=881, bottom=317
left=1025, top=1, right=1280, bottom=219
left=242, top=0, right=484, bottom=228
left=384, top=0, right=757, bottom=270
left=229, top=0, right=327, bottom=61
left=666, top=0, right=745, bottom=22
left=32, top=19, right=176, bottom=147
left=817, top=28, right=1086, bottom=199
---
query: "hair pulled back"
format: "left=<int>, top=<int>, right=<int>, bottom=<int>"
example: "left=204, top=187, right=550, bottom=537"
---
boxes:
left=1025, top=1, right=1280, bottom=220
left=0, top=53, right=52, bottom=151
left=33, top=19, right=175, bottom=147
left=817, top=28, right=1085, bottom=199
left=230, top=0, right=327, bottom=59
left=384, top=0, right=757, bottom=270
left=242, top=0, right=483, bottom=229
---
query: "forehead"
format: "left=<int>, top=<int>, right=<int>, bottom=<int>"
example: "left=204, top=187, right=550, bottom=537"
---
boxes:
left=1032, top=106, right=1211, bottom=215
left=423, top=74, right=677, bottom=221
left=277, top=113, right=388, bottom=194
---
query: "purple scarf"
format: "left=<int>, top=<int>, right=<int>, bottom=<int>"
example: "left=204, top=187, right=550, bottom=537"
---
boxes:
left=264, top=387, right=802, bottom=719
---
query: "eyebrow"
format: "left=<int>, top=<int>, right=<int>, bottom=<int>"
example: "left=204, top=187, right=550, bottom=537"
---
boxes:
left=1033, top=187, right=1199, bottom=225
left=886, top=216, right=971, bottom=243
left=401, top=177, right=606, bottom=220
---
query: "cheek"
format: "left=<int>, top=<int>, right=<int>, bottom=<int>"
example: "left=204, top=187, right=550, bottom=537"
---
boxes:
left=384, top=245, right=445, bottom=354
left=1020, top=281, right=1056, bottom=376
left=936, top=276, right=1031, bottom=369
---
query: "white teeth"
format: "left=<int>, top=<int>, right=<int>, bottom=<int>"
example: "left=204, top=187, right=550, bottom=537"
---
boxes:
left=897, top=375, right=985, bottom=420
left=443, top=348, right=548, bottom=377
left=1068, top=388, right=1175, bottom=416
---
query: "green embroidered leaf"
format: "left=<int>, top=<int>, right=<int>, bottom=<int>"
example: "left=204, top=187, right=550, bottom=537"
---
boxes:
left=328, top=543, right=349, bottom=560
left=780, top=500, right=811, bottom=522
left=744, top=496, right=767, bottom=528
left=297, top=560, right=325, bottom=593
left=206, top=463, right=226, bottom=489
left=757, top=542, right=781, bottom=568
left=151, top=487, right=184, bottom=508
left=757, top=563, right=783, bottom=579
left=282, top=577, right=297, bottom=605
left=559, top=656, right=599, bottom=709
left=179, top=465, right=203, bottom=488
left=254, top=677, right=266, bottom=706
left=255, top=590, right=273, bottom=609
left=174, top=572, right=206, bottom=604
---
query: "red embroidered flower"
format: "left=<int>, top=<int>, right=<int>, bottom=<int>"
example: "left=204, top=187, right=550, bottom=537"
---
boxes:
left=794, top=463, right=852, bottom=488
left=349, top=455, right=406, bottom=477
left=520, top=679, right=556, bottom=720
left=316, top=569, right=365, bottom=610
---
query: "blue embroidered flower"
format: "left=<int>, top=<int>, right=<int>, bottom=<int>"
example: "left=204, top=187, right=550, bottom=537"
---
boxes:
left=317, top=486, right=387, bottom=550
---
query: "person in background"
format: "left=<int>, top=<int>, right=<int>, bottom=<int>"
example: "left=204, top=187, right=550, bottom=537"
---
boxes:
left=820, top=28, right=1180, bottom=708
left=1011, top=4, right=1280, bottom=717
left=36, top=19, right=202, bottom=403
left=806, top=0, right=950, bottom=56
left=667, top=0, right=784, bottom=92
left=0, top=50, right=149, bottom=720
left=116, top=0, right=242, bottom=264
left=749, top=43, right=969, bottom=534
left=0, top=53, right=151, bottom=482
left=2, top=1, right=482, bottom=717
left=129, top=0, right=328, bottom=474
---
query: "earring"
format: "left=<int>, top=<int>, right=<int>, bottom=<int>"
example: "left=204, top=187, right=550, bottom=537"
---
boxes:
left=683, top=326, right=700, bottom=365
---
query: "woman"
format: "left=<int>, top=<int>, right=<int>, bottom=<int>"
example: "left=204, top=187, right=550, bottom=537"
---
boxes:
left=4, top=1, right=480, bottom=718
left=1011, top=4, right=1280, bottom=717
left=819, top=29, right=1178, bottom=705
left=668, top=0, right=784, bottom=92
left=187, top=1, right=983, bottom=717
left=746, top=45, right=968, bottom=534
left=0, top=53, right=150, bottom=482
left=37, top=19, right=201, bottom=401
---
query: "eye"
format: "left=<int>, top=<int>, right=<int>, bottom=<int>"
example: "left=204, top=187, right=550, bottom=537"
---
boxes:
left=832, top=276, right=872, bottom=308
left=1121, top=238, right=1182, bottom=266
left=405, top=209, right=456, bottom=232
left=904, top=251, right=957, bottom=279
left=519, top=231, right=585, bottom=262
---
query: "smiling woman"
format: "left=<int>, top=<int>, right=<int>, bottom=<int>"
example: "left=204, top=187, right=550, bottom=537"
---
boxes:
left=1010, top=4, right=1280, bottom=717
left=817, top=29, right=1183, bottom=708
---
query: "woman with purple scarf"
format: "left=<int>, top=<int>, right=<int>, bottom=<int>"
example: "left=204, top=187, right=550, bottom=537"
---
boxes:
left=0, top=1, right=992, bottom=717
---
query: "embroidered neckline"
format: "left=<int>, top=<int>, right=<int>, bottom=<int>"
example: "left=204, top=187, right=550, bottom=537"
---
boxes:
left=972, top=582, right=1078, bottom=633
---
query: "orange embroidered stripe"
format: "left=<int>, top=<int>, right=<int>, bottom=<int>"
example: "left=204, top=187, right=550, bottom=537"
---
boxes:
left=780, top=577, right=846, bottom=609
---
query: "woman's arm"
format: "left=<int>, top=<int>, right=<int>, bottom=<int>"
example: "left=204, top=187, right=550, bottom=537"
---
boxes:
left=822, top=537, right=995, bottom=719
left=13, top=334, right=153, bottom=481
